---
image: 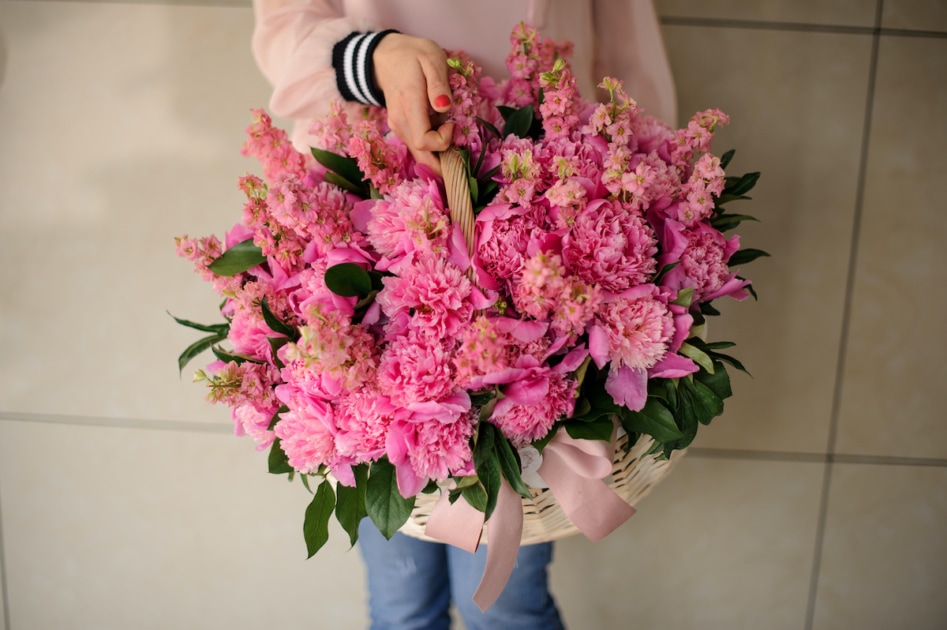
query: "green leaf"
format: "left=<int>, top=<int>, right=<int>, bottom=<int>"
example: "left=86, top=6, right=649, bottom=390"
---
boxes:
left=366, top=459, right=416, bottom=539
left=670, top=390, right=700, bottom=450
left=268, top=437, right=294, bottom=475
left=325, top=263, right=373, bottom=298
left=335, top=464, right=369, bottom=548
left=653, top=261, right=680, bottom=284
left=572, top=355, right=593, bottom=390
left=719, top=149, right=735, bottom=169
left=311, top=147, right=366, bottom=189
left=724, top=172, right=761, bottom=196
left=261, top=297, right=298, bottom=339
left=620, top=399, right=684, bottom=443
left=728, top=248, right=770, bottom=267
left=267, top=407, right=286, bottom=430
left=476, top=116, right=503, bottom=139
left=688, top=338, right=750, bottom=376
left=564, top=417, right=615, bottom=442
left=210, top=345, right=257, bottom=365
left=678, top=341, right=715, bottom=374
left=325, top=171, right=365, bottom=196
left=168, top=313, right=229, bottom=335
left=267, top=337, right=291, bottom=368
left=680, top=377, right=724, bottom=425
left=303, top=481, right=335, bottom=558
left=695, top=361, right=733, bottom=401
left=207, top=239, right=266, bottom=277
left=473, top=424, right=503, bottom=520
left=468, top=176, right=479, bottom=204
left=711, top=213, right=758, bottom=231
left=700, top=302, right=721, bottom=317
left=503, top=105, right=535, bottom=139
left=572, top=397, right=592, bottom=418
left=715, top=194, right=753, bottom=207
left=462, top=482, right=488, bottom=513
left=671, top=287, right=694, bottom=308
left=494, top=431, right=531, bottom=499
left=177, top=332, right=227, bottom=373
left=745, top=282, right=759, bottom=301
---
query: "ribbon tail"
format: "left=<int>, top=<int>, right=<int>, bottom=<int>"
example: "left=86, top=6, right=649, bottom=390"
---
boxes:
left=539, top=446, right=636, bottom=541
left=472, top=481, right=524, bottom=611
left=424, top=490, right=485, bottom=554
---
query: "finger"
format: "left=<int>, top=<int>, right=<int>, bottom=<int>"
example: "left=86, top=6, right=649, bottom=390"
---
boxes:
left=410, top=147, right=442, bottom=176
left=395, top=87, right=451, bottom=152
left=419, top=51, right=452, bottom=112
left=414, top=121, right=454, bottom=153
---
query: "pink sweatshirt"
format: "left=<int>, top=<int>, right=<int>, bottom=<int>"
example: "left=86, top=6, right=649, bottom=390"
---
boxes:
left=251, top=0, right=678, bottom=150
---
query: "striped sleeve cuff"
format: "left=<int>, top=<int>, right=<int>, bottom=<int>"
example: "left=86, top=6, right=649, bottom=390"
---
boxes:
left=332, top=30, right=398, bottom=108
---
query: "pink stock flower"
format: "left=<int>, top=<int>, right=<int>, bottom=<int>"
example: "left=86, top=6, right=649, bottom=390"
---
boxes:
left=347, top=120, right=407, bottom=194
left=281, top=303, right=377, bottom=394
left=671, top=108, right=730, bottom=172
left=241, top=108, right=310, bottom=182
left=198, top=361, right=281, bottom=442
left=452, top=316, right=515, bottom=386
left=513, top=250, right=568, bottom=320
left=308, top=100, right=354, bottom=154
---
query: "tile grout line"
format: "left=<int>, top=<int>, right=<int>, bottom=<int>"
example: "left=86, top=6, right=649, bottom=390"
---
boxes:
left=660, top=15, right=947, bottom=38
left=0, top=475, right=9, bottom=630
left=4, top=411, right=946, bottom=467
left=17, top=1, right=947, bottom=37
left=0, top=411, right=228, bottom=435
left=687, top=448, right=947, bottom=468
left=804, top=1, right=884, bottom=628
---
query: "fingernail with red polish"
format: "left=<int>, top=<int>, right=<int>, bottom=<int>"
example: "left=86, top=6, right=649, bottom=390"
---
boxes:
left=434, top=94, right=451, bottom=109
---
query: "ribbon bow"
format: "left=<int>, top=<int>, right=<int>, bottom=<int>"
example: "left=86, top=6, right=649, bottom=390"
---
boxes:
left=423, top=425, right=637, bottom=610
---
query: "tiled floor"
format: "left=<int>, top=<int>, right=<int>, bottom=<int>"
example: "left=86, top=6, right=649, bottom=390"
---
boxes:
left=1, top=1, right=945, bottom=629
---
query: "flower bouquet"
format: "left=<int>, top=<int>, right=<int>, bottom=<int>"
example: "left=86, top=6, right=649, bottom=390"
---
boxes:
left=174, top=24, right=765, bottom=608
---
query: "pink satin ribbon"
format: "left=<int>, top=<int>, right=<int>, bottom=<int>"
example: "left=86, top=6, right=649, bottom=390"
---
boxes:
left=422, top=427, right=637, bottom=611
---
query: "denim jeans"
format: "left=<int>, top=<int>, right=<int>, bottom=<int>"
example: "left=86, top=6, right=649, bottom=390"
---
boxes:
left=357, top=519, right=565, bottom=630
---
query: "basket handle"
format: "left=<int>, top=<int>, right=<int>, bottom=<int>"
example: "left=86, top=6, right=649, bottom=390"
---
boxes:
left=440, top=148, right=477, bottom=260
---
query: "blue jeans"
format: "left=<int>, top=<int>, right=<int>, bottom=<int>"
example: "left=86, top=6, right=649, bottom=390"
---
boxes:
left=357, top=519, right=565, bottom=630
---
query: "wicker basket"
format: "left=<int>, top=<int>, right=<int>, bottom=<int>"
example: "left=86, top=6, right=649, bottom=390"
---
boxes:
left=398, top=149, right=685, bottom=545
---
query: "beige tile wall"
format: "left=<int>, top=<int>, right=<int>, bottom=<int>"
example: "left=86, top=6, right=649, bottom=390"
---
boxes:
left=0, top=1, right=944, bottom=629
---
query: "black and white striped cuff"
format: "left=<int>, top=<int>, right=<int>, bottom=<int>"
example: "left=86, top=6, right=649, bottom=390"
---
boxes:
left=332, top=30, right=398, bottom=108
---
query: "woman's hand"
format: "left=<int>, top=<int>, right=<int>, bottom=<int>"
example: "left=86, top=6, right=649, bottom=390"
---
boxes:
left=372, top=33, right=454, bottom=173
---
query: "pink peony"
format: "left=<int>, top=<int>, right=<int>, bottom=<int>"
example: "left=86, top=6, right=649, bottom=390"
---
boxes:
left=365, top=178, right=449, bottom=268
left=490, top=369, right=577, bottom=445
left=376, top=254, right=473, bottom=339
left=589, top=289, right=674, bottom=371
left=378, top=330, right=458, bottom=406
left=333, top=387, right=394, bottom=463
left=562, top=198, right=658, bottom=293
left=272, top=386, right=337, bottom=474
left=659, top=221, right=750, bottom=304
left=387, top=398, right=475, bottom=496
left=475, top=205, right=537, bottom=285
